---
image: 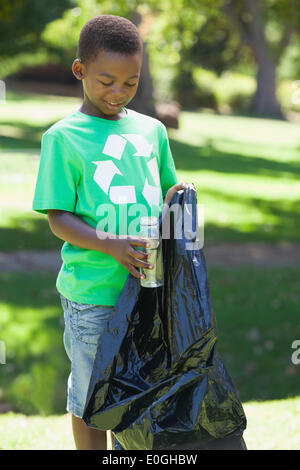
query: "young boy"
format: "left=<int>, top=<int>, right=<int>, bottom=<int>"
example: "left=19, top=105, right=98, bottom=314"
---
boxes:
left=32, top=14, right=185, bottom=450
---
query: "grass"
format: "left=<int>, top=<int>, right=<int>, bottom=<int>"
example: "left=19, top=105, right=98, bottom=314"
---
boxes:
left=0, top=90, right=299, bottom=450
left=0, top=412, right=76, bottom=450
left=0, top=267, right=299, bottom=418
left=169, top=112, right=300, bottom=244
left=242, top=396, right=300, bottom=450
left=0, top=90, right=80, bottom=150
left=207, top=265, right=300, bottom=402
left=0, top=396, right=299, bottom=450
left=0, top=272, right=69, bottom=416
left=0, top=91, right=81, bottom=251
left=0, top=91, right=300, bottom=250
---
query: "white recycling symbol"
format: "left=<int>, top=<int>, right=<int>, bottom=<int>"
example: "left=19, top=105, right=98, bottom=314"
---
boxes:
left=92, top=134, right=161, bottom=206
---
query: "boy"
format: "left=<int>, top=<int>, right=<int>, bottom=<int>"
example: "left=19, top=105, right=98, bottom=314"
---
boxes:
left=32, top=14, right=185, bottom=450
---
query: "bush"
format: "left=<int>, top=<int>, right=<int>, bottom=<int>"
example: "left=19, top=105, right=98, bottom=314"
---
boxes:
left=212, top=71, right=255, bottom=112
left=192, top=67, right=218, bottom=110
left=277, top=79, right=300, bottom=114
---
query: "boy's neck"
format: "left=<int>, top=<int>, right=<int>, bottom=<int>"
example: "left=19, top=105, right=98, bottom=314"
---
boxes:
left=79, top=99, right=127, bottom=121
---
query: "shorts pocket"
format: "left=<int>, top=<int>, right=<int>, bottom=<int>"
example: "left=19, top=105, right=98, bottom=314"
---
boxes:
left=70, top=301, right=98, bottom=310
left=69, top=302, right=114, bottom=345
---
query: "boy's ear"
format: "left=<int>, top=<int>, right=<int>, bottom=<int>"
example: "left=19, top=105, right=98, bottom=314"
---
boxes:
left=72, top=59, right=85, bottom=80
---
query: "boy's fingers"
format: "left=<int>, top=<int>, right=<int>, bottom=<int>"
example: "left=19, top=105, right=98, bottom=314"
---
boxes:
left=165, top=182, right=187, bottom=202
left=168, top=182, right=186, bottom=191
left=128, top=247, right=149, bottom=260
left=174, top=182, right=187, bottom=191
left=128, top=254, right=153, bottom=269
left=126, top=262, right=145, bottom=279
left=128, top=237, right=150, bottom=248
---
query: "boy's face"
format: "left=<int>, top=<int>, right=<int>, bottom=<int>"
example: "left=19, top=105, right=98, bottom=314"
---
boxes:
left=72, top=49, right=142, bottom=119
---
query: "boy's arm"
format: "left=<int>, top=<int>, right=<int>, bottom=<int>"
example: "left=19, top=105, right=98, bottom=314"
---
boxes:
left=163, top=182, right=186, bottom=206
left=48, top=209, right=114, bottom=254
left=47, top=209, right=152, bottom=279
left=158, top=123, right=183, bottom=202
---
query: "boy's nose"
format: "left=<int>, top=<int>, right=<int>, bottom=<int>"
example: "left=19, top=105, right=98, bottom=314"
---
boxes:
left=109, top=83, right=122, bottom=91
left=109, top=92, right=126, bottom=103
left=110, top=93, right=125, bottom=100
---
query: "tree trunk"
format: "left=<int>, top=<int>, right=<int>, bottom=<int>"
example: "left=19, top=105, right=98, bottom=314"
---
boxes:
left=251, top=52, right=285, bottom=119
left=243, top=0, right=285, bottom=119
left=127, top=42, right=156, bottom=118
left=223, top=0, right=286, bottom=119
left=126, top=11, right=156, bottom=118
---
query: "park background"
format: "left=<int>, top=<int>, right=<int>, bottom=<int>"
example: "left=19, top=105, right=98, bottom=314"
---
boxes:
left=0, top=0, right=300, bottom=450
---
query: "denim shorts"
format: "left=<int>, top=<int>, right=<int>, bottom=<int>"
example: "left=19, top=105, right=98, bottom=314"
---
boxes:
left=59, top=293, right=115, bottom=418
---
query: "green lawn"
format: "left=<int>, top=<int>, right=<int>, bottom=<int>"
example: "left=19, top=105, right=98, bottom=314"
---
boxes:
left=0, top=91, right=300, bottom=250
left=0, top=267, right=299, bottom=417
left=169, top=112, right=300, bottom=244
left=0, top=397, right=299, bottom=450
left=0, top=91, right=299, bottom=451
left=0, top=91, right=81, bottom=251
left=0, top=90, right=81, bottom=150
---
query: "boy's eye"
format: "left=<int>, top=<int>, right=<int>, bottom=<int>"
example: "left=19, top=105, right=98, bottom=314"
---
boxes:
left=98, top=81, right=113, bottom=86
left=97, top=80, right=137, bottom=87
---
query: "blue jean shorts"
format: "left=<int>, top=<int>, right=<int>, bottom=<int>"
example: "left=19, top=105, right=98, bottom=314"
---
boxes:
left=59, top=293, right=115, bottom=418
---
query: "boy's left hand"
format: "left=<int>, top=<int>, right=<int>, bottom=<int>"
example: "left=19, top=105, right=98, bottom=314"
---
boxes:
left=163, top=182, right=186, bottom=205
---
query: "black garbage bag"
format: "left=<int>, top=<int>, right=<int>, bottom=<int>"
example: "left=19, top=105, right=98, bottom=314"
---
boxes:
left=83, top=184, right=247, bottom=450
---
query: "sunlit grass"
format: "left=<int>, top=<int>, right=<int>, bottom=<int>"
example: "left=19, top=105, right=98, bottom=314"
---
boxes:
left=242, top=397, right=300, bottom=450
left=0, top=92, right=300, bottom=248
left=0, top=91, right=80, bottom=149
left=2, top=90, right=81, bottom=125
left=0, top=397, right=299, bottom=450
left=169, top=112, right=300, bottom=244
left=0, top=412, right=75, bottom=450
left=0, top=267, right=299, bottom=417
left=0, top=93, right=299, bottom=451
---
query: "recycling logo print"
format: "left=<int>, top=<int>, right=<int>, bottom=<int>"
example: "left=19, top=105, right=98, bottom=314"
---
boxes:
left=92, top=134, right=161, bottom=207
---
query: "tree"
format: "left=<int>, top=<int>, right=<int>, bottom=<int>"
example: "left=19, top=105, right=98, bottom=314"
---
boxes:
left=41, top=0, right=157, bottom=117
left=146, top=0, right=300, bottom=119
left=221, top=0, right=299, bottom=118
left=0, top=0, right=75, bottom=57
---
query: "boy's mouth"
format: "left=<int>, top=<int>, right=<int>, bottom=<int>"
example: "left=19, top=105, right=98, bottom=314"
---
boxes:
left=104, top=100, right=125, bottom=110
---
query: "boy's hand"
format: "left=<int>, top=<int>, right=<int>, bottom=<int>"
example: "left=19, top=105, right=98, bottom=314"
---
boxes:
left=163, top=182, right=186, bottom=206
left=107, top=236, right=153, bottom=280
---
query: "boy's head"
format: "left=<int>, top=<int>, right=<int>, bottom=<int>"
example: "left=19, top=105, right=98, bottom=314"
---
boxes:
left=72, top=15, right=143, bottom=119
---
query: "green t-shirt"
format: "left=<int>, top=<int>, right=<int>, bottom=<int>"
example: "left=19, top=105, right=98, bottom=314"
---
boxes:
left=32, top=108, right=178, bottom=306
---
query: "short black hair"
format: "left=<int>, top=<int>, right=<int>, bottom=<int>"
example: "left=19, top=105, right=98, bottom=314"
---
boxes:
left=77, top=15, right=143, bottom=64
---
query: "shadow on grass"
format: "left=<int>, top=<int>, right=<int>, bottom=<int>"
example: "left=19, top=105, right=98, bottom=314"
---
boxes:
left=1, top=189, right=300, bottom=252
left=1, top=119, right=300, bottom=176
left=0, top=271, right=68, bottom=415
left=208, top=266, right=300, bottom=403
left=0, top=120, right=58, bottom=150
left=201, top=188, right=300, bottom=244
left=0, top=216, right=62, bottom=251
left=170, top=138, right=300, bottom=178
left=0, top=267, right=299, bottom=415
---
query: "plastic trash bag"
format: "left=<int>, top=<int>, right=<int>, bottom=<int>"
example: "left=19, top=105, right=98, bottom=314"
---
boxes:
left=83, top=184, right=247, bottom=450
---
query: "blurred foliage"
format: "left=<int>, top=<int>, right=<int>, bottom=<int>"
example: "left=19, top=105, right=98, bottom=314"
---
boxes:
left=0, top=0, right=75, bottom=57
left=40, top=0, right=141, bottom=65
left=0, top=272, right=69, bottom=415
left=41, top=0, right=102, bottom=64
left=1, top=0, right=300, bottom=112
left=145, top=0, right=300, bottom=103
left=212, top=71, right=255, bottom=112
left=1, top=265, right=299, bottom=415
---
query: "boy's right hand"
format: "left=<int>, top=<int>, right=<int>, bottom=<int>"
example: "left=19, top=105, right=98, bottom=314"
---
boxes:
left=107, top=236, right=153, bottom=280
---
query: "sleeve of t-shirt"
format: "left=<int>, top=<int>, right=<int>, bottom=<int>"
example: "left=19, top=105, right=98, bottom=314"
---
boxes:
left=158, top=123, right=178, bottom=199
left=32, top=132, right=81, bottom=215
